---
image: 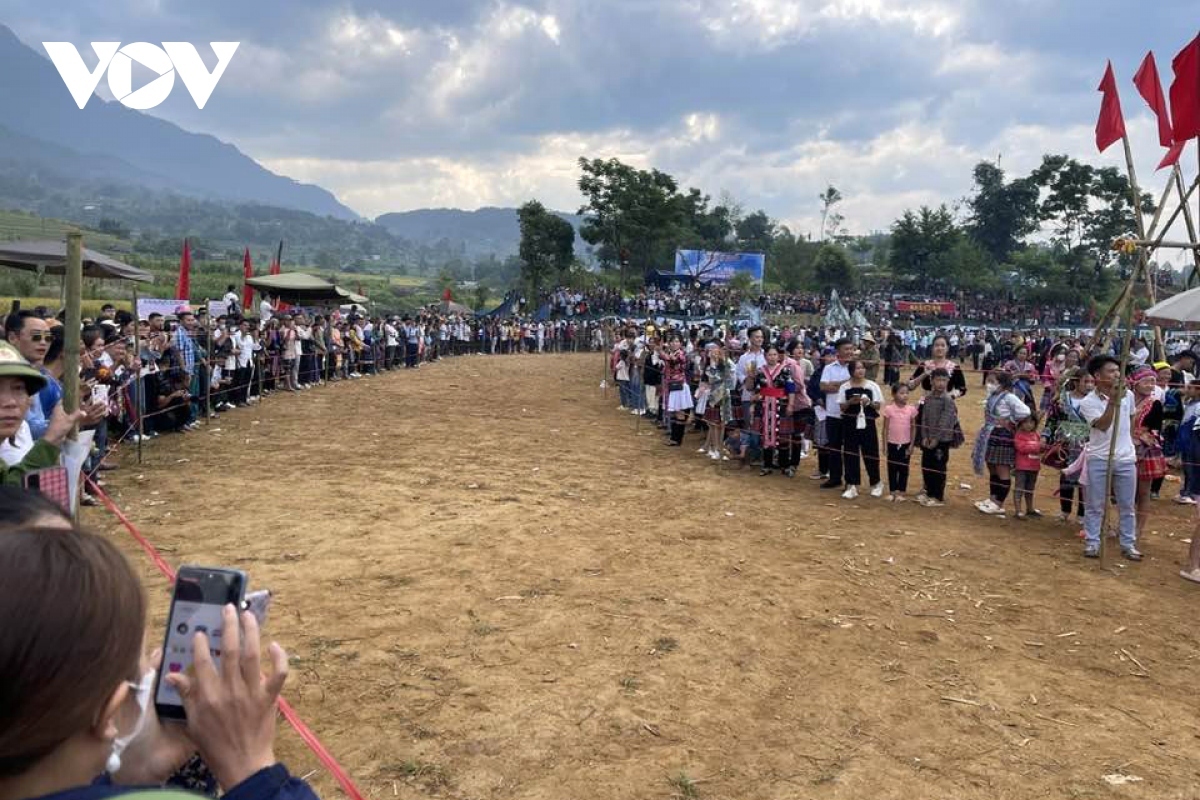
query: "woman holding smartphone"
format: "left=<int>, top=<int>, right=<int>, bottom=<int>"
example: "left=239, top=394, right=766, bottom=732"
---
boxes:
left=0, top=523, right=320, bottom=800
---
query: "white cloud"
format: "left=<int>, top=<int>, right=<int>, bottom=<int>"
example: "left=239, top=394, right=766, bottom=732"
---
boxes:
left=696, top=0, right=961, bottom=48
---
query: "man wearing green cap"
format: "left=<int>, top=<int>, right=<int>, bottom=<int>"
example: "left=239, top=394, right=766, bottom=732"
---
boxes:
left=0, top=342, right=84, bottom=485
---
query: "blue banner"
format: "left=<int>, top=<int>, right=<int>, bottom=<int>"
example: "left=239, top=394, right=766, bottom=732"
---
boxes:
left=674, top=250, right=765, bottom=284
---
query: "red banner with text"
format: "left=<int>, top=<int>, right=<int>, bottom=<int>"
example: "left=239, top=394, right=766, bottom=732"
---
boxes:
left=895, top=301, right=956, bottom=316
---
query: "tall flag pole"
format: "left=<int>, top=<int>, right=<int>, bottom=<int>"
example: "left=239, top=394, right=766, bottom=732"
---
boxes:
left=242, top=247, right=254, bottom=313
left=175, top=238, right=191, bottom=301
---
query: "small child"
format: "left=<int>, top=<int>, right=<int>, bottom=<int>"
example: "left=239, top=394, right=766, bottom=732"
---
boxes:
left=915, top=368, right=960, bottom=507
left=881, top=383, right=919, bottom=502
left=1013, top=412, right=1044, bottom=518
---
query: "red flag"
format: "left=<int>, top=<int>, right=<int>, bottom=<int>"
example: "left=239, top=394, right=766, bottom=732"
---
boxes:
left=1170, top=34, right=1200, bottom=143
left=1134, top=53, right=1174, bottom=147
left=442, top=287, right=452, bottom=302
left=1096, top=61, right=1126, bottom=153
left=242, top=248, right=254, bottom=312
left=269, top=258, right=281, bottom=275
left=175, top=238, right=191, bottom=300
left=1158, top=140, right=1186, bottom=170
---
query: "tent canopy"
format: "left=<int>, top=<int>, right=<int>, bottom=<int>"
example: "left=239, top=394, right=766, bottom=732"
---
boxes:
left=1144, top=286, right=1200, bottom=330
left=246, top=272, right=368, bottom=304
left=0, top=239, right=153, bottom=283
left=440, top=299, right=473, bottom=315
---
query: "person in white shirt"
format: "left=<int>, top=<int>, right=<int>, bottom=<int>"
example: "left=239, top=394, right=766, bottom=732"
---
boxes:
left=222, top=285, right=241, bottom=317
left=1079, top=355, right=1141, bottom=560
left=1129, top=337, right=1150, bottom=367
left=735, top=326, right=768, bottom=457
left=258, top=292, right=274, bottom=325
left=817, top=338, right=855, bottom=489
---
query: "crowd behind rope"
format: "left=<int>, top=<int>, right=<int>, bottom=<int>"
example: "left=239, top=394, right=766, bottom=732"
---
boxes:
left=0, top=294, right=610, bottom=504
left=534, top=284, right=1093, bottom=325
left=607, top=319, right=1200, bottom=585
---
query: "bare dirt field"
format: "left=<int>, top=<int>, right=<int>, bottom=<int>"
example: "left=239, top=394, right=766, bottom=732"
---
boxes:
left=87, top=353, right=1200, bottom=800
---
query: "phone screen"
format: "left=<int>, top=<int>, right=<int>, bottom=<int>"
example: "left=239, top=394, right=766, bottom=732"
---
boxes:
left=155, top=566, right=247, bottom=719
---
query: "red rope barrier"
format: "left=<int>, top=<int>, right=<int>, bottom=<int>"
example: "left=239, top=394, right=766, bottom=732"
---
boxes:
left=84, top=477, right=367, bottom=800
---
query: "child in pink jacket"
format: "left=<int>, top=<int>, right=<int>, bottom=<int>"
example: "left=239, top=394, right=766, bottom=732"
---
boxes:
left=1013, top=413, right=1044, bottom=518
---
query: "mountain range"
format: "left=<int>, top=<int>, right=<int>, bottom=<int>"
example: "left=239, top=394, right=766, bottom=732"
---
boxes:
left=0, top=25, right=585, bottom=262
left=0, top=24, right=358, bottom=220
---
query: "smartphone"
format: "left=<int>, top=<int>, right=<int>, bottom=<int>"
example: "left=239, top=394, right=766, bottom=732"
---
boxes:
left=154, top=565, right=247, bottom=721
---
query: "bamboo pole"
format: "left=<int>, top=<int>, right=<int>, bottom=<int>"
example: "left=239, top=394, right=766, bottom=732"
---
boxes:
left=62, top=232, right=81, bottom=415
left=1172, top=162, right=1200, bottom=300
left=1121, top=135, right=1164, bottom=361
left=63, top=232, right=82, bottom=521
left=1098, top=263, right=1139, bottom=567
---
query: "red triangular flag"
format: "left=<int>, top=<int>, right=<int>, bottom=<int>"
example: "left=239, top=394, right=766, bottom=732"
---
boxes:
left=1134, top=52, right=1174, bottom=147
left=241, top=248, right=254, bottom=312
left=1158, top=140, right=1187, bottom=170
left=1170, top=33, right=1200, bottom=143
left=175, top=238, right=191, bottom=301
left=1096, top=61, right=1127, bottom=153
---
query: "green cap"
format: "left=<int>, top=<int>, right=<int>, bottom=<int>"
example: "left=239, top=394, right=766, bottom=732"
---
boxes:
left=0, top=342, right=47, bottom=394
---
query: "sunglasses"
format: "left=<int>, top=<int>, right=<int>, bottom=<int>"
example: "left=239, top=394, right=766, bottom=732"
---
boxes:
left=27, top=332, right=50, bottom=342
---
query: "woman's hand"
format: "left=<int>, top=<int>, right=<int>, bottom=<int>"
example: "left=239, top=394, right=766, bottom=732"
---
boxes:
left=113, top=649, right=197, bottom=785
left=166, top=605, right=288, bottom=791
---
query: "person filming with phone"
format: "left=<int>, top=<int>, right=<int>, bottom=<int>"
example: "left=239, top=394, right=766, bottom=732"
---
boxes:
left=0, top=523, right=320, bottom=800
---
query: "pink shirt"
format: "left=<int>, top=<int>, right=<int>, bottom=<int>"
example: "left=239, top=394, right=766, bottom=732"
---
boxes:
left=882, top=403, right=918, bottom=445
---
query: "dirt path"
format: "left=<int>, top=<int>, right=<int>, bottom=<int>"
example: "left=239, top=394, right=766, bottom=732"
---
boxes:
left=87, top=353, right=1200, bottom=799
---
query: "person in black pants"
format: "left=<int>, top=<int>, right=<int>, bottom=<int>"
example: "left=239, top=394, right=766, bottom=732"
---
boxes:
left=881, top=383, right=918, bottom=501
left=836, top=360, right=884, bottom=499
left=819, top=339, right=856, bottom=489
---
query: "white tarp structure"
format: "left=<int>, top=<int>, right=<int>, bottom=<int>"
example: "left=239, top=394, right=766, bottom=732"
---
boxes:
left=824, top=289, right=852, bottom=329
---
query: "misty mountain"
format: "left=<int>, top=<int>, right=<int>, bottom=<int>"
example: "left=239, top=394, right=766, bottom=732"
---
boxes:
left=375, top=206, right=587, bottom=260
left=0, top=25, right=359, bottom=221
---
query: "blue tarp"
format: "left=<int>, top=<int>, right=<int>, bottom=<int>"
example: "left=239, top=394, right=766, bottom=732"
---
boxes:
left=533, top=302, right=552, bottom=321
left=481, top=294, right=517, bottom=318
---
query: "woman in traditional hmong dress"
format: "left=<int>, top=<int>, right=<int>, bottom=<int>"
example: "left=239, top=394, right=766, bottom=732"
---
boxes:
left=754, top=345, right=796, bottom=475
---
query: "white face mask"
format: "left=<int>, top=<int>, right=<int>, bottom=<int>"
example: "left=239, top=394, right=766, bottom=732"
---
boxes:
left=107, top=669, right=155, bottom=775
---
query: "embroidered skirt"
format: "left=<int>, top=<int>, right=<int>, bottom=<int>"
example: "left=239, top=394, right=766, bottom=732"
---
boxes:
left=985, top=427, right=1016, bottom=467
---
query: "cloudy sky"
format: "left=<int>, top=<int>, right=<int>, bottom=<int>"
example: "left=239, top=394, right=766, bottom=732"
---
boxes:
left=5, top=0, right=1199, bottom=241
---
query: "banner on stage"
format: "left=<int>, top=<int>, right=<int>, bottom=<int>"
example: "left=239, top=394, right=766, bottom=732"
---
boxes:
left=674, top=250, right=765, bottom=284
left=895, top=300, right=956, bottom=315
left=136, top=298, right=186, bottom=319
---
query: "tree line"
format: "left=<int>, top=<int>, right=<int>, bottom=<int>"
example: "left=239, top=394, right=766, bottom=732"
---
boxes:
left=516, top=154, right=1153, bottom=304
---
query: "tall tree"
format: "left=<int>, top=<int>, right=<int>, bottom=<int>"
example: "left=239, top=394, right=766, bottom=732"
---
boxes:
left=735, top=210, right=776, bottom=253
left=517, top=200, right=575, bottom=297
left=812, top=244, right=856, bottom=292
left=818, top=185, right=844, bottom=242
left=769, top=226, right=820, bottom=291
left=577, top=157, right=683, bottom=288
left=965, top=161, right=1040, bottom=263
left=887, top=205, right=960, bottom=289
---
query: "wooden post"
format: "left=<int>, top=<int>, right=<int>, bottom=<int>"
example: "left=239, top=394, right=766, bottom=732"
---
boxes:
left=132, top=282, right=143, bottom=465
left=62, top=232, right=82, bottom=415
left=203, top=298, right=213, bottom=418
